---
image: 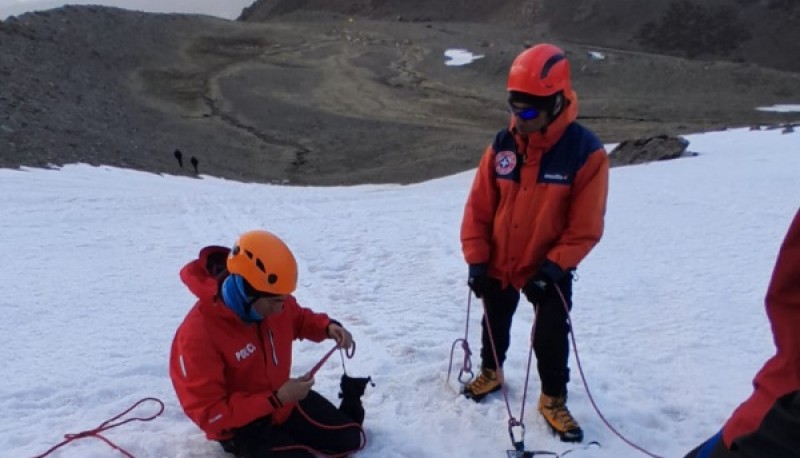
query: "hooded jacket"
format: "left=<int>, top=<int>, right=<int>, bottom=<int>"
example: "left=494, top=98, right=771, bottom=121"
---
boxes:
left=169, top=246, right=332, bottom=441
left=718, top=209, right=800, bottom=456
left=461, top=89, right=609, bottom=287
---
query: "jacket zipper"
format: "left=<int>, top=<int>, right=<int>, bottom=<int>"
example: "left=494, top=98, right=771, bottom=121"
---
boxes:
left=267, top=328, right=279, bottom=366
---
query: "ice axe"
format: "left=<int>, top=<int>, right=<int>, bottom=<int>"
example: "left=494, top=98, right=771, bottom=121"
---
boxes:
left=507, top=451, right=558, bottom=458
left=505, top=422, right=559, bottom=457
left=506, top=440, right=602, bottom=458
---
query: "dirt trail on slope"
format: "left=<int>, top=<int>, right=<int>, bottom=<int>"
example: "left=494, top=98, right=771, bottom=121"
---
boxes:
left=1, top=6, right=798, bottom=185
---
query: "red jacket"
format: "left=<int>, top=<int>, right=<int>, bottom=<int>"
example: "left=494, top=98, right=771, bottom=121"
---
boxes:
left=169, top=246, right=332, bottom=441
left=721, top=209, right=800, bottom=448
left=461, top=90, right=609, bottom=287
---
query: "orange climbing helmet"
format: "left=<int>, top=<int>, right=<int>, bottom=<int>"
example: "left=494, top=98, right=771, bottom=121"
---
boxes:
left=507, top=43, right=571, bottom=97
left=227, top=230, right=298, bottom=295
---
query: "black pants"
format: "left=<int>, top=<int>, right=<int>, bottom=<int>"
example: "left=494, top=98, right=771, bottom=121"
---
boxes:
left=479, top=273, right=573, bottom=397
left=229, top=391, right=362, bottom=458
left=685, top=392, right=800, bottom=458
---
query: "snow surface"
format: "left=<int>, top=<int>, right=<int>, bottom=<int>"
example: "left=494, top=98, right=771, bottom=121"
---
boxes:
left=2, top=127, right=799, bottom=458
left=587, top=51, right=606, bottom=61
left=444, top=49, right=485, bottom=67
left=756, top=104, right=800, bottom=113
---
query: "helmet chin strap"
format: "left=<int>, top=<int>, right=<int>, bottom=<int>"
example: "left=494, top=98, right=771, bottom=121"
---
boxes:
left=551, top=93, right=564, bottom=118
left=539, top=94, right=567, bottom=133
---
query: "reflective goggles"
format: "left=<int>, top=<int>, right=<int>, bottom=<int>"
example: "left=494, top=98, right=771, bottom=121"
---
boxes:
left=508, top=104, right=541, bottom=121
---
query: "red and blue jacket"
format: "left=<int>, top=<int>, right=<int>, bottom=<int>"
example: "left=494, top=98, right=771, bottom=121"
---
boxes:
left=169, top=246, right=332, bottom=441
left=461, top=89, right=609, bottom=286
left=687, top=209, right=800, bottom=458
left=718, top=209, right=800, bottom=455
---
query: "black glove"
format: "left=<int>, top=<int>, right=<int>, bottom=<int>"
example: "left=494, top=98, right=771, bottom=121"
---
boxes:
left=522, top=272, right=550, bottom=305
left=467, top=263, right=489, bottom=298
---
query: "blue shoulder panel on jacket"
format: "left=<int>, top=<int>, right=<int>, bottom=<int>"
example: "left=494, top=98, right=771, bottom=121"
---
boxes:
left=539, top=123, right=604, bottom=185
left=491, top=129, right=522, bottom=182
left=490, top=124, right=602, bottom=185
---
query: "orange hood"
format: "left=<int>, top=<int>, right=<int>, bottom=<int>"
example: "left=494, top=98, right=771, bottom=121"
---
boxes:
left=510, top=89, right=579, bottom=152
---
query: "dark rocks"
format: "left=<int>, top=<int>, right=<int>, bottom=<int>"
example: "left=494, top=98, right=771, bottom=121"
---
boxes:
left=610, top=135, right=691, bottom=167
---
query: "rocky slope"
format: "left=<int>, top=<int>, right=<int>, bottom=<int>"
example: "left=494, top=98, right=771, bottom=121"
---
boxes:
left=1, top=3, right=798, bottom=185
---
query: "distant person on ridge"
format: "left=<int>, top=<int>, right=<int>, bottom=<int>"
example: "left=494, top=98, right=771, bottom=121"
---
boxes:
left=684, top=209, right=800, bottom=458
left=190, top=155, right=199, bottom=174
left=169, top=230, right=368, bottom=457
left=174, top=149, right=183, bottom=168
left=460, top=43, right=609, bottom=442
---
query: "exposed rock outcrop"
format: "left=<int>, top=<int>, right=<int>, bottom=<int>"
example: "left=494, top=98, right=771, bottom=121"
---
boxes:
left=610, top=135, right=691, bottom=167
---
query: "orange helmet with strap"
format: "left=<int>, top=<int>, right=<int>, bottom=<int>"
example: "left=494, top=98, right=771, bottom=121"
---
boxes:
left=227, top=230, right=298, bottom=295
left=507, top=43, right=571, bottom=96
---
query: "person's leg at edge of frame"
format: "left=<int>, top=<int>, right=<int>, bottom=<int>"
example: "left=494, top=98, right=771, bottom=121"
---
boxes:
left=280, top=390, right=362, bottom=455
left=683, top=431, right=727, bottom=458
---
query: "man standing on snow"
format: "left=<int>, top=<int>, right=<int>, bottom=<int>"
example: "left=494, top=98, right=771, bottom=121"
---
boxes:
left=169, top=230, right=366, bottom=457
left=683, top=209, right=800, bottom=458
left=460, top=43, right=608, bottom=443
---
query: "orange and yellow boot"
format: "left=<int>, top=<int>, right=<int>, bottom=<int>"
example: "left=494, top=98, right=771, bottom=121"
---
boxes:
left=538, top=393, right=583, bottom=442
left=463, top=368, right=502, bottom=402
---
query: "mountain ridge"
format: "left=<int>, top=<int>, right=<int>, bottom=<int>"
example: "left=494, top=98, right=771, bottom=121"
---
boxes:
left=1, top=2, right=798, bottom=185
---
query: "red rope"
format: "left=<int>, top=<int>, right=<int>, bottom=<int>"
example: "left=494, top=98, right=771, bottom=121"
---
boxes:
left=274, top=345, right=366, bottom=457
left=31, top=397, right=165, bottom=458
left=271, top=404, right=367, bottom=457
left=555, top=285, right=664, bottom=458
left=479, top=291, right=539, bottom=448
left=304, top=342, right=355, bottom=380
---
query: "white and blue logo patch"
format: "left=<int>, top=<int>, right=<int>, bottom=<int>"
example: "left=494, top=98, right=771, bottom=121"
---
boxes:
left=495, top=150, right=517, bottom=176
left=542, top=172, right=570, bottom=184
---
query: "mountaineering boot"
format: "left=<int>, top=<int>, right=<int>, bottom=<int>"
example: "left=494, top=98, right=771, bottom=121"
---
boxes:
left=538, top=393, right=583, bottom=443
left=463, top=368, right=502, bottom=402
left=339, top=374, right=373, bottom=425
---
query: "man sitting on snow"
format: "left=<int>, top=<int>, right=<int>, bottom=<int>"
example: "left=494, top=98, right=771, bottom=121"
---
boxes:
left=169, top=230, right=369, bottom=457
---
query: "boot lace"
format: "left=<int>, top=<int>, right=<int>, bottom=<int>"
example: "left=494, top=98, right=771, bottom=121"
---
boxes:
left=544, top=399, right=579, bottom=430
left=469, top=371, right=496, bottom=390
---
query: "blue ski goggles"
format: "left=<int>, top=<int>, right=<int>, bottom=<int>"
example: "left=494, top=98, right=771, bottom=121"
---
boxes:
left=508, top=104, right=541, bottom=121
